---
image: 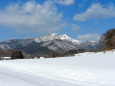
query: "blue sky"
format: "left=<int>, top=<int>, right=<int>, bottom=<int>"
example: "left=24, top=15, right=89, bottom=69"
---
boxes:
left=0, top=0, right=115, bottom=42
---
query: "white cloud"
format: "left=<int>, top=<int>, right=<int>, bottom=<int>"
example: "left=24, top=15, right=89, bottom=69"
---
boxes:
left=78, top=0, right=86, bottom=7
left=54, top=0, right=74, bottom=5
left=74, top=3, right=115, bottom=21
left=77, top=33, right=100, bottom=42
left=0, top=1, right=66, bottom=34
left=71, top=24, right=81, bottom=31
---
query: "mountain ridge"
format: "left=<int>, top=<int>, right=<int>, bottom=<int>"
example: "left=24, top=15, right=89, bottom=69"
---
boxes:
left=0, top=33, right=100, bottom=57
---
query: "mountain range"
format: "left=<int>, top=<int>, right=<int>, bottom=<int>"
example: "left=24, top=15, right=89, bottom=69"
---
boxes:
left=0, top=33, right=100, bottom=57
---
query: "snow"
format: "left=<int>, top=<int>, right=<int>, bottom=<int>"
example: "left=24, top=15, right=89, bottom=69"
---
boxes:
left=59, top=34, right=79, bottom=44
left=34, top=33, right=79, bottom=44
left=0, top=44, right=12, bottom=50
left=0, top=51, right=115, bottom=86
left=4, top=57, right=11, bottom=59
left=5, top=40, right=11, bottom=42
left=3, top=57, right=11, bottom=60
left=40, top=57, right=44, bottom=59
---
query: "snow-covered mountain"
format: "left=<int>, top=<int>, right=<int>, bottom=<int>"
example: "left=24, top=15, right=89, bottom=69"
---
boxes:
left=0, top=34, right=79, bottom=56
left=79, top=41, right=100, bottom=50
left=0, top=39, right=34, bottom=50
left=33, top=33, right=78, bottom=44
left=0, top=33, right=100, bottom=56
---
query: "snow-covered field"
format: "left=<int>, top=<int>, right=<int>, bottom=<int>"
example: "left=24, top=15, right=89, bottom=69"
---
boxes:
left=0, top=50, right=115, bottom=86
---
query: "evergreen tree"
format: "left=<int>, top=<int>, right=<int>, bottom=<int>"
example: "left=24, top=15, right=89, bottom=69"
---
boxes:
left=11, top=50, right=24, bottom=59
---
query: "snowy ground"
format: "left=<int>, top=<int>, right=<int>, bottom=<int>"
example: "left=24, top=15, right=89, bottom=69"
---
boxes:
left=0, top=50, right=115, bottom=86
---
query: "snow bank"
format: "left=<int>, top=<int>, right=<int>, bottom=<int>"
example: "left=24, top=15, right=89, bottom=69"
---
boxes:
left=0, top=51, right=115, bottom=86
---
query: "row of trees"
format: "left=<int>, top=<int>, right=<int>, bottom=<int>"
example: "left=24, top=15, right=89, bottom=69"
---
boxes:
left=0, top=48, right=24, bottom=59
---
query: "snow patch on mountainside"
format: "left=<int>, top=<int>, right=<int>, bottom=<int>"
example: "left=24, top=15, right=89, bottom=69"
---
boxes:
left=0, top=44, right=12, bottom=50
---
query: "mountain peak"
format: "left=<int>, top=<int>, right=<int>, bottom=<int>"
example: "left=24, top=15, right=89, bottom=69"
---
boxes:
left=50, top=33, right=59, bottom=36
left=60, top=34, right=70, bottom=40
left=33, top=33, right=78, bottom=43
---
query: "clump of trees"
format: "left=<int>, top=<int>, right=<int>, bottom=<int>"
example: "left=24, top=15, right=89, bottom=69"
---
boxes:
left=0, top=48, right=4, bottom=57
left=100, top=28, right=115, bottom=50
left=11, top=50, right=24, bottom=59
left=62, top=49, right=85, bottom=57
